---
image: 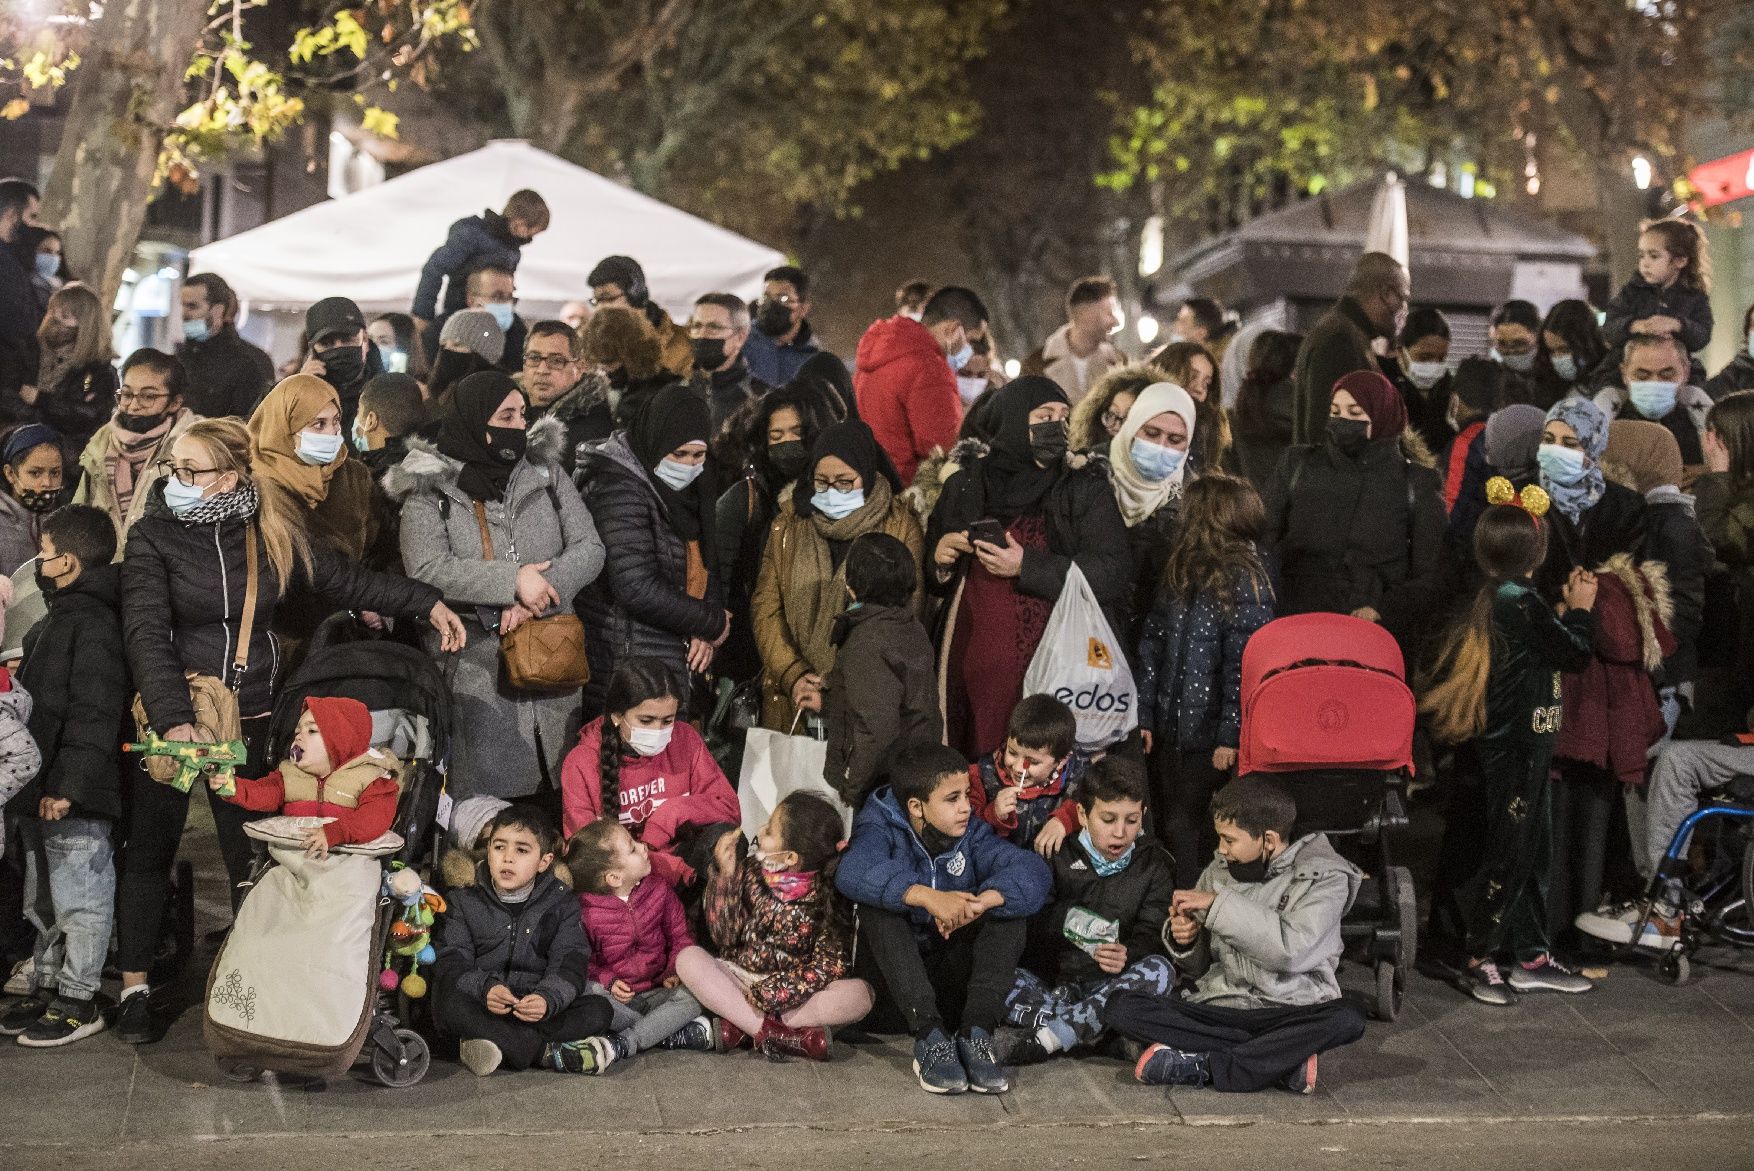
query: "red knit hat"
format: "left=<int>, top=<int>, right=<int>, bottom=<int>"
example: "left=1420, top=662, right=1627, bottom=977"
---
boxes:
left=1332, top=370, right=1406, bottom=441
left=304, top=696, right=373, bottom=770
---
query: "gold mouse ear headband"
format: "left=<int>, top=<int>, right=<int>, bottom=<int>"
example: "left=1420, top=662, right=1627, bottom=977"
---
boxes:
left=1486, top=475, right=1550, bottom=521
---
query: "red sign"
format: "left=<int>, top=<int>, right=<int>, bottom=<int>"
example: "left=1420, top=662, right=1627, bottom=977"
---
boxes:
left=1690, top=149, right=1754, bottom=208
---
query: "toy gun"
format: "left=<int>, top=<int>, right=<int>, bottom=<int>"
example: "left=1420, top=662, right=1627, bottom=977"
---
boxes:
left=124, top=732, right=248, bottom=796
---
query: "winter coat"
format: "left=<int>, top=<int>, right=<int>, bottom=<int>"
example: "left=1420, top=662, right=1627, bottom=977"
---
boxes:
left=1170, top=833, right=1360, bottom=1009
left=74, top=409, right=203, bottom=546
left=1232, top=376, right=1297, bottom=492
left=26, top=358, right=115, bottom=452
left=836, top=786, right=1052, bottom=939
left=1136, top=572, right=1275, bottom=753
left=1478, top=580, right=1595, bottom=749
left=560, top=719, right=740, bottom=887
left=704, top=855, right=852, bottom=1013
left=176, top=325, right=274, bottom=419
left=1602, top=275, right=1713, bottom=356
left=742, top=319, right=825, bottom=389
left=1593, top=382, right=1712, bottom=473
left=0, top=672, right=38, bottom=815
left=1025, top=834, right=1174, bottom=986
left=123, top=484, right=442, bottom=731
left=1556, top=555, right=1675, bottom=786
left=1123, top=483, right=1185, bottom=647
left=0, top=244, right=39, bottom=401
left=16, top=562, right=127, bottom=819
left=575, top=432, right=726, bottom=713
left=412, top=210, right=527, bottom=322
left=854, top=315, right=961, bottom=485
left=426, top=310, right=528, bottom=376
left=688, top=360, right=764, bottom=429
left=821, top=603, right=941, bottom=808
left=1291, top=296, right=1383, bottom=445
left=526, top=373, right=613, bottom=477
left=1536, top=481, right=1648, bottom=601
left=967, top=750, right=1088, bottom=847
left=579, top=873, right=693, bottom=993
left=1262, top=438, right=1446, bottom=649
left=434, top=867, right=592, bottom=1019
left=386, top=415, right=605, bottom=799
left=1705, top=352, right=1754, bottom=402
left=1392, top=370, right=1457, bottom=456
left=0, top=490, right=40, bottom=577
left=1022, top=324, right=1127, bottom=406
left=1642, top=490, right=1707, bottom=687
left=269, top=457, right=386, bottom=649
left=713, top=470, right=780, bottom=683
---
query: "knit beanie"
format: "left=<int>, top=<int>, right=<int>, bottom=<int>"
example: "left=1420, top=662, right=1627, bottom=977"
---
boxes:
left=440, top=310, right=506, bottom=366
left=449, top=795, right=511, bottom=850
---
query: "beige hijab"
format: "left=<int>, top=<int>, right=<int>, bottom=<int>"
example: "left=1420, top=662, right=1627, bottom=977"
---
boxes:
left=247, top=374, right=346, bottom=509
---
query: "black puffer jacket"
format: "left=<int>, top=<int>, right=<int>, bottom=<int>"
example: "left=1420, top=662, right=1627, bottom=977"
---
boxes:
left=1643, top=493, right=1707, bottom=688
left=17, top=562, right=128, bottom=818
left=434, top=867, right=592, bottom=1019
left=122, top=484, right=443, bottom=730
left=1025, top=834, right=1174, bottom=986
left=1535, top=481, right=1648, bottom=601
left=30, top=359, right=116, bottom=453
left=176, top=326, right=275, bottom=419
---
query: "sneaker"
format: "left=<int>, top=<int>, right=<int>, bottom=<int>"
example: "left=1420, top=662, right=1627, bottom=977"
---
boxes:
left=0, top=990, right=52, bottom=1036
left=1281, top=1053, right=1318, bottom=1095
left=957, top=1027, right=1009, bottom=1093
left=1134, top=1042, right=1211, bottom=1087
left=991, top=1025, right=1052, bottom=1066
left=459, top=1038, right=503, bottom=1077
left=3, top=957, right=33, bottom=996
left=1508, top=955, right=1593, bottom=994
left=1575, top=903, right=1681, bottom=950
left=912, top=1027, right=968, bottom=1094
left=18, top=996, right=106, bottom=1048
left=544, top=1035, right=618, bottom=1075
left=115, top=988, right=154, bottom=1044
left=1462, top=961, right=1517, bottom=1006
left=657, top=1015, right=716, bottom=1052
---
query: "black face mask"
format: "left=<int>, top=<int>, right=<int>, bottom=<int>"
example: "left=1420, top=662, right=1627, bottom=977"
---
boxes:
left=691, top=337, right=728, bottom=371
left=17, top=486, right=64, bottom=513
left=317, top=344, right=365, bottom=390
left=767, top=439, right=810, bottom=480
left=919, top=821, right=960, bottom=858
left=33, top=556, right=63, bottom=597
left=430, top=350, right=485, bottom=398
left=755, top=301, right=794, bottom=338
left=1028, top=419, right=1069, bottom=466
left=1226, top=849, right=1274, bottom=884
left=116, top=410, right=167, bottom=434
left=485, top=425, right=527, bottom=465
left=1326, top=415, right=1371, bottom=456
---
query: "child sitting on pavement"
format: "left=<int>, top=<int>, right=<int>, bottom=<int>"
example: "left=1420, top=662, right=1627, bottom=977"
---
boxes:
left=997, top=756, right=1175, bottom=1064
left=1106, top=776, right=1367, bottom=1095
left=967, top=694, right=1090, bottom=857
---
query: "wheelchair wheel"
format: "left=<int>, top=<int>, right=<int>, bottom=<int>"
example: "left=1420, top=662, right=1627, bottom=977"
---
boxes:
left=371, top=1028, right=430, bottom=1088
left=1742, top=837, right=1754, bottom=930
left=1660, top=951, right=1691, bottom=987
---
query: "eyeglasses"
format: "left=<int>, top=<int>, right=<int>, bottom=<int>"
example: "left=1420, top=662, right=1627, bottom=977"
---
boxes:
left=811, top=475, right=859, bottom=493
left=590, top=293, right=627, bottom=308
left=1101, top=410, right=1126, bottom=432
left=117, top=390, right=171, bottom=408
left=154, top=460, right=224, bottom=487
left=523, top=353, right=575, bottom=371
left=688, top=322, right=735, bottom=338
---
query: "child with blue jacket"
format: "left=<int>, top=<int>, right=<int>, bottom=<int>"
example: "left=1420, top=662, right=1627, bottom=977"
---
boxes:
left=837, top=742, right=1052, bottom=1096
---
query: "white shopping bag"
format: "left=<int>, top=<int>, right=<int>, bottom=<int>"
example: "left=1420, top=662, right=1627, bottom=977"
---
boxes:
left=737, top=720, right=854, bottom=838
left=1021, top=562, right=1138, bottom=751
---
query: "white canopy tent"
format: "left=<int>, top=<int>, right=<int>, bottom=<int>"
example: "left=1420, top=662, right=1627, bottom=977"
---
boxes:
left=189, top=140, right=785, bottom=357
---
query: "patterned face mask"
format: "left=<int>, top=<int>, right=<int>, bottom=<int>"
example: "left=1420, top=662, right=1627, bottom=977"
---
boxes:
left=759, top=868, right=818, bottom=902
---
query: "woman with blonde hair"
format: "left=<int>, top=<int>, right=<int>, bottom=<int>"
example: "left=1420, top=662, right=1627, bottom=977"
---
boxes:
left=1153, top=340, right=1233, bottom=473
left=115, top=417, right=464, bottom=1044
left=21, top=282, right=116, bottom=452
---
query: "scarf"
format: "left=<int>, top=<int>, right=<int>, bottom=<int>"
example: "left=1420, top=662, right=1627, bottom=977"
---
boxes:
left=1543, top=397, right=1608, bottom=523
left=107, top=409, right=181, bottom=518
left=1606, top=419, right=1684, bottom=495
left=1109, top=381, right=1197, bottom=527
left=790, top=420, right=901, bottom=519
left=759, top=868, right=818, bottom=903
left=177, top=481, right=260, bottom=527
left=977, top=375, right=1069, bottom=522
left=1079, top=829, right=1134, bottom=877
left=781, top=474, right=896, bottom=675
left=437, top=371, right=524, bottom=502
left=628, top=383, right=713, bottom=541
left=247, top=373, right=345, bottom=509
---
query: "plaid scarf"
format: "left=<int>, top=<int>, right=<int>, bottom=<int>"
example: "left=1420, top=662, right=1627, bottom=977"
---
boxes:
left=177, top=481, right=260, bottom=527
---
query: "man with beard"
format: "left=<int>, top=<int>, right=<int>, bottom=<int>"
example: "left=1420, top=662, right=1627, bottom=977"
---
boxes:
left=1291, top=252, right=1409, bottom=444
left=742, top=265, right=824, bottom=387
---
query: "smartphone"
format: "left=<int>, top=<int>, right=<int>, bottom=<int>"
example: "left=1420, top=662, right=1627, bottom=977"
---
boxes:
left=968, top=518, right=1006, bottom=549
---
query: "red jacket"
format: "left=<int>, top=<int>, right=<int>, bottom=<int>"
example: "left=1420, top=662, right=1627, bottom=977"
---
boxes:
left=560, top=718, right=741, bottom=887
left=967, top=761, right=1080, bottom=840
left=228, top=696, right=398, bottom=847
left=579, top=874, right=693, bottom=992
left=1556, top=561, right=1674, bottom=786
left=854, top=315, right=961, bottom=485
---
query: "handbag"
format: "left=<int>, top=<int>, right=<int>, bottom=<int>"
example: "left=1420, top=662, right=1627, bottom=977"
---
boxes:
left=473, top=499, right=590, bottom=691
left=737, top=711, right=851, bottom=838
left=132, top=523, right=256, bottom=785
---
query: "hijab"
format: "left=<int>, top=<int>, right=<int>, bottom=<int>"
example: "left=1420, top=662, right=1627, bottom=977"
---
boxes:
left=628, top=383, right=712, bottom=540
left=1332, top=370, right=1406, bottom=442
left=792, top=421, right=901, bottom=520
left=1484, top=404, right=1545, bottom=480
left=437, top=371, right=524, bottom=502
left=1542, top=397, right=1608, bottom=522
left=791, top=352, right=856, bottom=422
left=247, top=373, right=345, bottom=509
left=1109, top=381, right=1196, bottom=528
left=1606, top=419, right=1685, bottom=496
left=978, top=375, right=1068, bottom=523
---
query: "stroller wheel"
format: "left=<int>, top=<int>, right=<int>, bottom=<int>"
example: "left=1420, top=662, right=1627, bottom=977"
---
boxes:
left=1374, top=957, right=1404, bottom=1021
left=218, top=1058, right=261, bottom=1084
left=371, top=1028, right=430, bottom=1088
left=1660, top=951, right=1691, bottom=986
left=1391, top=864, right=1418, bottom=976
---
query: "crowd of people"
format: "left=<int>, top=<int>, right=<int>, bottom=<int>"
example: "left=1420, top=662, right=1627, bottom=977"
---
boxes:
left=1, top=172, right=1753, bottom=1101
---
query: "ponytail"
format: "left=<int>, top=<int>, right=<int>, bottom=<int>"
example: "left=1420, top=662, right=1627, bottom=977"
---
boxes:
left=1418, top=587, right=1494, bottom=745
left=598, top=717, right=624, bottom=823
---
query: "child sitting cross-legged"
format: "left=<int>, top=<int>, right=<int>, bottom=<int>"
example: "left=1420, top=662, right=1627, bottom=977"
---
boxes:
left=563, top=818, right=713, bottom=1072
left=967, top=693, right=1090, bottom=858
left=836, top=742, right=1052, bottom=1095
left=675, top=792, right=876, bottom=1060
left=1106, top=776, right=1368, bottom=1095
left=994, top=756, right=1176, bottom=1065
left=433, top=805, right=614, bottom=1076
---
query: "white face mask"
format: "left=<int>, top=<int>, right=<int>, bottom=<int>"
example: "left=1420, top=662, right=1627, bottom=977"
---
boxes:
left=1405, top=360, right=1447, bottom=390
left=956, top=374, right=987, bottom=405
left=622, top=723, right=673, bottom=758
left=654, top=456, right=704, bottom=491
left=297, top=430, right=344, bottom=466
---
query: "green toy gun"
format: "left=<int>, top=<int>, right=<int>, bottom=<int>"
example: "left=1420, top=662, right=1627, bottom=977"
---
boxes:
left=124, top=733, right=248, bottom=796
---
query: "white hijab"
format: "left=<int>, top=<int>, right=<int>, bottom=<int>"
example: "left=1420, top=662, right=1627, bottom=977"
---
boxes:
left=1109, top=381, right=1197, bottom=527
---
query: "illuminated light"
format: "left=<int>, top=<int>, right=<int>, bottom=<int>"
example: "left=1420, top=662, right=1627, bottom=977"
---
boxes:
left=1137, top=314, right=1160, bottom=345
left=1459, top=171, right=1476, bottom=199
left=1632, top=156, right=1653, bottom=191
left=1138, top=216, right=1164, bottom=277
left=1003, top=358, right=1021, bottom=379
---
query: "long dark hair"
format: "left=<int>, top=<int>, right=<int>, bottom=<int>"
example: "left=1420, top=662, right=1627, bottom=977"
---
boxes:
left=771, top=791, right=852, bottom=948
left=1708, top=391, right=1754, bottom=490
left=1232, top=330, right=1302, bottom=439
left=598, top=658, right=684, bottom=818
left=1162, top=474, right=1271, bottom=610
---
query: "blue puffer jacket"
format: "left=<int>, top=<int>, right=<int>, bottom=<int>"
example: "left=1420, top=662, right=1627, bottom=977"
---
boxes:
left=836, top=786, right=1051, bottom=937
left=1135, top=572, right=1274, bottom=752
left=412, top=209, right=527, bottom=321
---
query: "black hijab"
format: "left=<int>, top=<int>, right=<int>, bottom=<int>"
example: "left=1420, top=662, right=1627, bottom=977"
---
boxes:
left=793, top=420, right=901, bottom=519
left=628, top=383, right=713, bottom=541
left=977, top=375, right=1068, bottom=522
left=791, top=352, right=856, bottom=422
left=437, top=371, right=524, bottom=501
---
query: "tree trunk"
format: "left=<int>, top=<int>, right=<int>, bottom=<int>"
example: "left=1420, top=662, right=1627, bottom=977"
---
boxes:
left=1592, top=154, right=1648, bottom=293
left=39, top=0, right=208, bottom=307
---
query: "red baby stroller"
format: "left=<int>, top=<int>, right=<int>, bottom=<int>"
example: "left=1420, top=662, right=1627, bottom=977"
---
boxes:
left=1239, top=613, right=1418, bottom=1020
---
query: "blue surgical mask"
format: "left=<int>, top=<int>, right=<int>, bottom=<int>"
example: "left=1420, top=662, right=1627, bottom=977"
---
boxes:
left=296, top=430, right=344, bottom=466
left=1550, top=354, right=1578, bottom=382
left=376, top=342, right=407, bottom=374
left=182, top=318, right=210, bottom=344
left=351, top=419, right=372, bottom=454
left=487, top=302, right=516, bottom=332
left=1129, top=437, right=1184, bottom=482
left=1405, top=360, right=1446, bottom=391
left=163, top=477, right=209, bottom=516
left=811, top=487, right=865, bottom=520
left=34, top=253, right=59, bottom=281
left=1627, top=380, right=1678, bottom=420
left=1495, top=349, right=1536, bottom=374
left=946, top=340, right=974, bottom=373
left=1537, top=442, right=1589, bottom=485
left=654, top=456, right=704, bottom=490
left=1079, top=828, right=1134, bottom=877
left=1747, top=329, right=1754, bottom=359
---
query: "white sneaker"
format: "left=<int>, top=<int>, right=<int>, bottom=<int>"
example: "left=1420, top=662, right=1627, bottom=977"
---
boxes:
left=459, top=1038, right=503, bottom=1077
left=1575, top=903, right=1681, bottom=950
left=3, top=957, right=34, bottom=997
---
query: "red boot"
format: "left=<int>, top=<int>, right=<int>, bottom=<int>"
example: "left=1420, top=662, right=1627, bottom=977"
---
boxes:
left=753, top=1014, right=831, bottom=1061
left=715, top=1018, right=752, bottom=1053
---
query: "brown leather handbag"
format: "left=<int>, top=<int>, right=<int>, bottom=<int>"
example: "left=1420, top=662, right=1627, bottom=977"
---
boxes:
left=474, top=500, right=590, bottom=691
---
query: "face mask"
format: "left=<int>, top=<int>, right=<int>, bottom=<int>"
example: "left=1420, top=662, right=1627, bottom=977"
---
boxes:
left=486, top=424, right=527, bottom=465
left=484, top=302, right=516, bottom=332
left=623, top=723, right=673, bottom=758
left=1747, top=329, right=1754, bottom=359
left=351, top=419, right=373, bottom=453
left=919, top=822, right=960, bottom=857
left=756, top=301, right=794, bottom=338
left=1494, top=349, right=1536, bottom=374
left=1537, top=442, right=1589, bottom=485
left=317, top=344, right=365, bottom=389
left=429, top=349, right=481, bottom=396
left=899, top=308, right=923, bottom=322
left=1549, top=354, right=1578, bottom=382
left=17, top=486, right=63, bottom=513
left=296, top=430, right=344, bottom=466
left=956, top=374, right=987, bottom=406
left=1078, top=828, right=1135, bottom=878
left=1405, top=361, right=1446, bottom=391
left=1226, top=851, right=1273, bottom=884
left=116, top=410, right=168, bottom=434
left=32, top=555, right=63, bottom=597
left=759, top=869, right=817, bottom=903
left=690, top=336, right=728, bottom=371
left=812, top=486, right=865, bottom=520
left=163, top=477, right=209, bottom=516
left=182, top=318, right=211, bottom=344
left=376, top=342, right=407, bottom=374
left=1326, top=415, right=1371, bottom=455
left=34, top=253, right=59, bottom=281
left=1129, top=437, right=1184, bottom=482
left=1627, top=379, right=1678, bottom=420
left=1028, top=419, right=1068, bottom=466
left=654, top=456, right=704, bottom=490
left=767, top=439, right=809, bottom=479
left=946, top=340, right=974, bottom=373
